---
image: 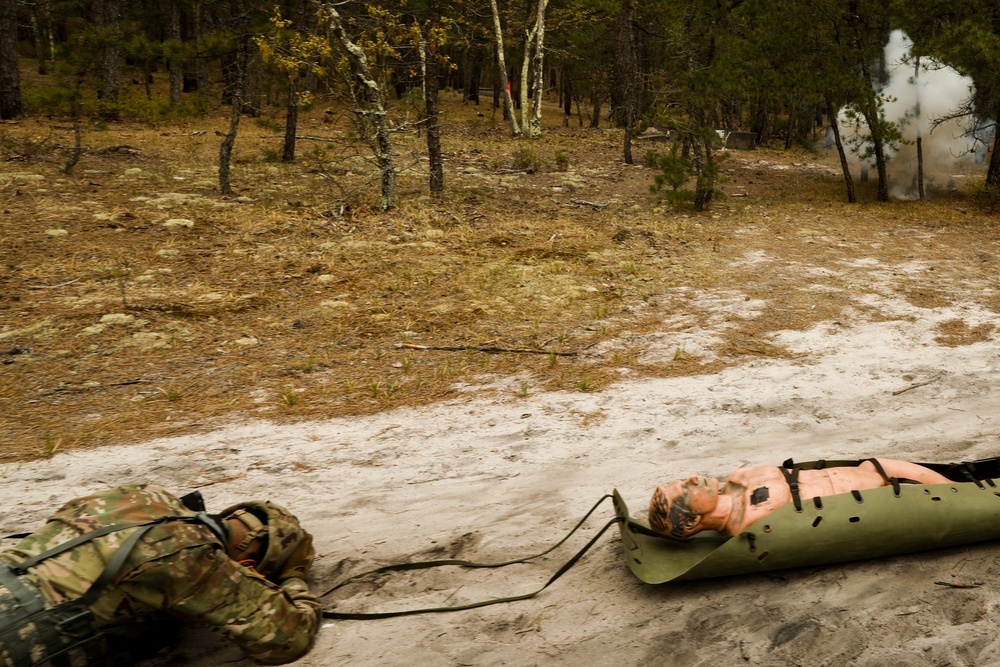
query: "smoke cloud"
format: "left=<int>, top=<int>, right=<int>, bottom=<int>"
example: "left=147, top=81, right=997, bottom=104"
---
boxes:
left=837, top=30, right=983, bottom=199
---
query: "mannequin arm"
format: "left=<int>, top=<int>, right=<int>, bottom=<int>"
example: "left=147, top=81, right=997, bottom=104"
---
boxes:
left=866, top=458, right=950, bottom=485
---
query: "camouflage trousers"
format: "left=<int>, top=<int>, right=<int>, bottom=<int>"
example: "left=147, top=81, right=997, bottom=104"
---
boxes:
left=0, top=562, right=139, bottom=667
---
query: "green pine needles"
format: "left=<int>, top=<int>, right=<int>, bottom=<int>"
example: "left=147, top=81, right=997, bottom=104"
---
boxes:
left=645, top=145, right=694, bottom=207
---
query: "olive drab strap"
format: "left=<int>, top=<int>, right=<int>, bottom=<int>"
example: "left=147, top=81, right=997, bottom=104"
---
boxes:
left=8, top=512, right=228, bottom=579
left=779, top=462, right=803, bottom=512
left=863, top=458, right=901, bottom=496
left=321, top=494, right=618, bottom=620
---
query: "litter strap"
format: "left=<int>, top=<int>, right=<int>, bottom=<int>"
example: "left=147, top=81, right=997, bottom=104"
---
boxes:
left=321, top=494, right=617, bottom=619
left=863, top=458, right=901, bottom=495
left=779, top=465, right=803, bottom=512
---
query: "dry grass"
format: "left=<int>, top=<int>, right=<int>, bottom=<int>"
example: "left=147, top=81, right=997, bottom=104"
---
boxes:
left=2, top=86, right=999, bottom=462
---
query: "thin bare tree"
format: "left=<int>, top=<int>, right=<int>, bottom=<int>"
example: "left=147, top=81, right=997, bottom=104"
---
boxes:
left=326, top=3, right=397, bottom=210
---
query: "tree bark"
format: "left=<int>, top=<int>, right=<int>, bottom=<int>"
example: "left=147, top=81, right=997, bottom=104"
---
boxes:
left=825, top=91, right=855, bottom=203
left=489, top=0, right=520, bottom=136
left=589, top=88, right=601, bottom=128
left=563, top=65, right=572, bottom=125
left=461, top=39, right=471, bottom=103
left=691, top=125, right=714, bottom=211
left=28, top=2, right=46, bottom=74
left=0, top=0, right=22, bottom=119
left=168, top=0, right=182, bottom=105
left=859, top=59, right=889, bottom=201
left=97, top=0, right=122, bottom=121
left=62, top=111, right=82, bottom=174
left=526, top=0, right=548, bottom=138
left=424, top=0, right=443, bottom=195
left=909, top=56, right=923, bottom=200
left=987, top=109, right=1000, bottom=189
left=518, top=24, right=535, bottom=132
left=613, top=0, right=638, bottom=163
left=846, top=2, right=889, bottom=201
left=327, top=4, right=396, bottom=210
left=219, top=35, right=247, bottom=196
left=283, top=79, right=298, bottom=162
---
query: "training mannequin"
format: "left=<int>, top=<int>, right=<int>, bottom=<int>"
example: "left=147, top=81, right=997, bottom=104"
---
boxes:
left=648, top=458, right=951, bottom=539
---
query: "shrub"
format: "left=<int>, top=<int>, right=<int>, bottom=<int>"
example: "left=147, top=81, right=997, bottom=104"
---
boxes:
left=554, top=149, right=570, bottom=171
left=512, top=148, right=543, bottom=173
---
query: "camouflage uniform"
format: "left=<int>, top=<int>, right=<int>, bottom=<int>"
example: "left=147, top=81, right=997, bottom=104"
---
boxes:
left=0, top=484, right=321, bottom=666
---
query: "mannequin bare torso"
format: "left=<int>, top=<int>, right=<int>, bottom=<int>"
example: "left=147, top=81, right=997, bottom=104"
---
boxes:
left=649, top=459, right=951, bottom=538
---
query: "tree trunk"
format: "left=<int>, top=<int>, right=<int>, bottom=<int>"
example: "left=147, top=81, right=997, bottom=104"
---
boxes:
left=0, top=0, right=22, bottom=119
left=860, top=62, right=890, bottom=202
left=518, top=25, right=536, bottom=132
left=26, top=0, right=55, bottom=73
left=28, top=3, right=46, bottom=74
left=193, top=0, right=209, bottom=95
left=846, top=2, right=889, bottom=201
left=489, top=0, right=520, bottom=136
left=825, top=92, right=855, bottom=203
left=219, top=35, right=247, bottom=196
left=784, top=95, right=796, bottom=151
left=242, top=42, right=263, bottom=117
left=913, top=56, right=924, bottom=200
left=987, top=109, right=1000, bottom=189
left=526, top=0, right=548, bottom=138
left=691, top=126, right=714, bottom=211
left=589, top=88, right=601, bottom=128
left=62, top=111, right=82, bottom=174
left=168, top=0, right=182, bottom=105
left=750, top=96, right=769, bottom=144
left=461, top=40, right=472, bottom=103
left=97, top=0, right=122, bottom=121
left=327, top=4, right=396, bottom=210
left=283, top=79, right=298, bottom=162
left=424, top=0, right=443, bottom=195
left=613, top=0, right=638, bottom=163
left=468, top=46, right=481, bottom=104
left=563, top=66, right=572, bottom=125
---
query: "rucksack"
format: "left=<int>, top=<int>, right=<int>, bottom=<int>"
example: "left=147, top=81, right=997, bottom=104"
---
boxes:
left=0, top=492, right=224, bottom=667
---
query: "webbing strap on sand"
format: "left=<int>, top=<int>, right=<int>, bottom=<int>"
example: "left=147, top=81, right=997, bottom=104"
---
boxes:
left=321, top=494, right=618, bottom=619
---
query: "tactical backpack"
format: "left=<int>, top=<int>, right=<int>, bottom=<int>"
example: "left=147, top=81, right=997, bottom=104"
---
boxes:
left=0, top=492, right=226, bottom=667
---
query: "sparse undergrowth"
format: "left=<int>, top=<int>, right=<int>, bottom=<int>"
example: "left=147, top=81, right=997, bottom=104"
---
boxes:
left=1, top=90, right=998, bottom=462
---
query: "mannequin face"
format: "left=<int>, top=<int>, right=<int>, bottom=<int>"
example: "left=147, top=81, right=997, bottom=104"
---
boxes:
left=651, top=476, right=720, bottom=538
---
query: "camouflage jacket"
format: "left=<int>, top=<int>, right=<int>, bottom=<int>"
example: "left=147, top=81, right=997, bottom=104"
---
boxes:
left=0, top=484, right=321, bottom=665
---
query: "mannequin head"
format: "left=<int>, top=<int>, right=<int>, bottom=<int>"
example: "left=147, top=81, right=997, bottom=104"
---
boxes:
left=648, top=476, right=721, bottom=538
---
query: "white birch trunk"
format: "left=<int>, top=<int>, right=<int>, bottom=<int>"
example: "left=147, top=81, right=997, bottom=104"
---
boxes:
left=519, top=23, right=537, bottom=133
left=489, top=0, right=520, bottom=136
left=526, top=0, right=549, bottom=138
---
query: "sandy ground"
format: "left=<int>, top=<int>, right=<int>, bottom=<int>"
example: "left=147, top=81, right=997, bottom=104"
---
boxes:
left=4, top=264, right=1000, bottom=666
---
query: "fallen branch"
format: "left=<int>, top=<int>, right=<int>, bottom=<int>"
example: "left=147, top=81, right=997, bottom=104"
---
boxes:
left=159, top=130, right=207, bottom=137
left=261, top=134, right=343, bottom=142
left=495, top=168, right=534, bottom=174
left=395, top=343, right=577, bottom=356
left=934, top=580, right=981, bottom=589
left=892, top=372, right=944, bottom=396
left=570, top=198, right=609, bottom=210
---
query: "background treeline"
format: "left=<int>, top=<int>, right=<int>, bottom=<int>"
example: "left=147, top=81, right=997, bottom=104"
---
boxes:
left=0, top=0, right=998, bottom=208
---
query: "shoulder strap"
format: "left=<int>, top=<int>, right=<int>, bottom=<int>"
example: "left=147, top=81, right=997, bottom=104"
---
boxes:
left=863, top=458, right=901, bottom=496
left=321, top=494, right=617, bottom=619
left=8, top=511, right=228, bottom=606
left=10, top=512, right=226, bottom=575
left=778, top=463, right=803, bottom=512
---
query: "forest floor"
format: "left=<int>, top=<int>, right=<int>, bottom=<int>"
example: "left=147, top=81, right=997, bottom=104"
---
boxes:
left=3, top=92, right=1000, bottom=666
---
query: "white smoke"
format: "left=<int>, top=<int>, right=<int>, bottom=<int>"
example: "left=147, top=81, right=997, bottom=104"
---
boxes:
left=837, top=30, right=982, bottom=199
